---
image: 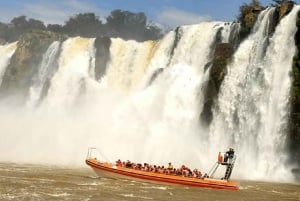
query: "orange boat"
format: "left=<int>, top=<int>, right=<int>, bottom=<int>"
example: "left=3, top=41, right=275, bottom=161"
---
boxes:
left=85, top=148, right=239, bottom=190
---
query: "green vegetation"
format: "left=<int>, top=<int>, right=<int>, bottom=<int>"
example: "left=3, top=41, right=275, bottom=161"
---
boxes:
left=235, top=0, right=299, bottom=164
left=237, top=0, right=265, bottom=40
left=0, top=10, right=164, bottom=43
left=0, top=30, right=66, bottom=98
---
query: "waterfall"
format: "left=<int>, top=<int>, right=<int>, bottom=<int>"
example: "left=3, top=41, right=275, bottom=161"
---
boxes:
left=0, top=22, right=228, bottom=167
left=27, top=41, right=61, bottom=107
left=43, top=37, right=96, bottom=109
left=105, top=38, right=156, bottom=92
left=0, top=6, right=298, bottom=183
left=220, top=22, right=240, bottom=44
left=97, top=22, right=227, bottom=164
left=209, top=6, right=300, bottom=180
left=0, top=42, right=17, bottom=86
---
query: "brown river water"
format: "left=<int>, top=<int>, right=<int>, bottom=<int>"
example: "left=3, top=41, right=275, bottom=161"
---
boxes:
left=0, top=163, right=299, bottom=201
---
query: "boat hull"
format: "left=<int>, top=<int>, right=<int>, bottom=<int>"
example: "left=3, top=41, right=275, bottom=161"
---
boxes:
left=86, top=158, right=239, bottom=190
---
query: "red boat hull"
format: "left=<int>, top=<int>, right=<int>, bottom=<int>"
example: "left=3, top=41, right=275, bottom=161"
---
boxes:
left=86, top=158, right=239, bottom=190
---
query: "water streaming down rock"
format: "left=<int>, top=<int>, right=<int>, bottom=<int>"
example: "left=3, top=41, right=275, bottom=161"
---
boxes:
left=0, top=7, right=298, bottom=182
left=105, top=38, right=157, bottom=92
left=0, top=22, right=226, bottom=168
left=0, top=42, right=18, bottom=86
left=27, top=41, right=61, bottom=107
left=43, top=37, right=96, bottom=110
left=88, top=24, right=223, bottom=164
left=209, top=6, right=300, bottom=181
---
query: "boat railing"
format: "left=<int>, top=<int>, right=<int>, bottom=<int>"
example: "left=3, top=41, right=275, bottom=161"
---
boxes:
left=86, top=147, right=113, bottom=164
left=86, top=147, right=97, bottom=159
left=208, top=153, right=236, bottom=181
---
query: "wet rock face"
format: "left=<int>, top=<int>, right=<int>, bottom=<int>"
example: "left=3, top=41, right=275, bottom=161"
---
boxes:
left=291, top=14, right=300, bottom=165
left=244, top=6, right=263, bottom=29
left=239, top=4, right=264, bottom=40
left=0, top=30, right=67, bottom=101
left=200, top=43, right=234, bottom=125
left=94, top=37, right=111, bottom=80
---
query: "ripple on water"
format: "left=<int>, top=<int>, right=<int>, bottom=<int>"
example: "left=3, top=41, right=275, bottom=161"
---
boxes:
left=120, top=193, right=153, bottom=200
left=45, top=192, right=71, bottom=197
left=77, top=182, right=104, bottom=186
left=140, top=185, right=168, bottom=190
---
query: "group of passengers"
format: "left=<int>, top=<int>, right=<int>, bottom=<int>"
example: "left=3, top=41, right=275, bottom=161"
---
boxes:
left=115, top=159, right=208, bottom=179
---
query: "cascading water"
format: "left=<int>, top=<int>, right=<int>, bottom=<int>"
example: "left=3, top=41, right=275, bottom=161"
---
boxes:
left=0, top=42, right=17, bottom=86
left=105, top=38, right=156, bottom=92
left=90, top=22, right=226, bottom=165
left=209, top=6, right=300, bottom=181
left=0, top=6, right=299, bottom=183
left=43, top=37, right=96, bottom=110
left=0, top=22, right=226, bottom=168
left=27, top=41, right=61, bottom=107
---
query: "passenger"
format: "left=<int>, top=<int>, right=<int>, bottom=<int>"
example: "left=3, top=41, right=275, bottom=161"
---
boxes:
left=143, top=163, right=149, bottom=171
left=149, top=165, right=154, bottom=172
left=192, top=170, right=197, bottom=178
left=193, top=168, right=199, bottom=178
left=181, top=165, right=190, bottom=177
left=153, top=165, right=157, bottom=173
left=181, top=165, right=188, bottom=176
left=167, top=162, right=173, bottom=170
left=166, top=163, right=173, bottom=174
left=198, top=171, right=202, bottom=179
left=176, top=168, right=182, bottom=176
left=136, top=163, right=142, bottom=170
left=116, top=159, right=122, bottom=166
left=161, top=166, right=166, bottom=174
left=173, top=168, right=177, bottom=175
left=158, top=166, right=165, bottom=174
left=187, top=168, right=193, bottom=177
left=125, top=160, right=132, bottom=168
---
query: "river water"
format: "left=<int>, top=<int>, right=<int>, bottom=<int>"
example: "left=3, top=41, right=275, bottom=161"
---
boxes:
left=0, top=163, right=299, bottom=201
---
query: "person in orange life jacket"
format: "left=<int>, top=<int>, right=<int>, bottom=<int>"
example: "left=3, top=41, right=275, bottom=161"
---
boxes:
left=218, top=152, right=223, bottom=164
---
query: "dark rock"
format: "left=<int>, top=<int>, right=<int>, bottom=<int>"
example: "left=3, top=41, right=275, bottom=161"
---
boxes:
left=200, top=43, right=234, bottom=125
left=0, top=30, right=67, bottom=103
left=94, top=36, right=111, bottom=80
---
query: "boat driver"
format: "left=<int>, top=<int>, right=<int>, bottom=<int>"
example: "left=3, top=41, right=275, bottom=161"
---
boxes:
left=224, top=148, right=235, bottom=164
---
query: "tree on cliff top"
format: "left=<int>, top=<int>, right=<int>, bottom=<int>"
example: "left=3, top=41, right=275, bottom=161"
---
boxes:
left=104, top=9, right=163, bottom=41
left=237, top=0, right=264, bottom=40
left=0, top=10, right=164, bottom=42
left=3, top=16, right=46, bottom=41
left=63, top=13, right=103, bottom=38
